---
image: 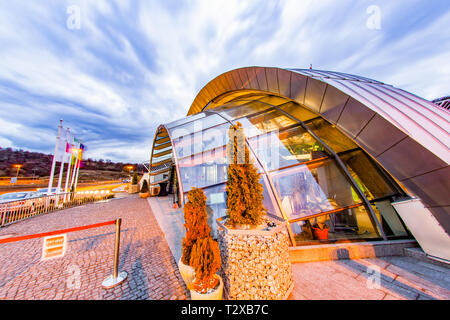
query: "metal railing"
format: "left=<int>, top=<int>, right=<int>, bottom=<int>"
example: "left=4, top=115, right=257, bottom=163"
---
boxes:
left=0, top=191, right=114, bottom=227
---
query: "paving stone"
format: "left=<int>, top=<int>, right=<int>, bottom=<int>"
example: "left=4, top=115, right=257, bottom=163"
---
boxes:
left=290, top=256, right=450, bottom=300
left=0, top=196, right=188, bottom=300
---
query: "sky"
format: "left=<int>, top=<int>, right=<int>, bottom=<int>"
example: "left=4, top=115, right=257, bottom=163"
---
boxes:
left=0, top=0, right=449, bottom=163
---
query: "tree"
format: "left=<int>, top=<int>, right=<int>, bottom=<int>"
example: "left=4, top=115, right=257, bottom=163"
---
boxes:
left=181, top=188, right=211, bottom=265
left=226, top=122, right=266, bottom=226
left=131, top=172, right=138, bottom=185
left=189, top=237, right=221, bottom=293
left=140, top=179, right=149, bottom=193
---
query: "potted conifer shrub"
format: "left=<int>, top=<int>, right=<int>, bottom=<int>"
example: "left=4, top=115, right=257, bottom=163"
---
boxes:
left=178, top=188, right=211, bottom=287
left=217, top=122, right=294, bottom=300
left=189, top=236, right=222, bottom=300
left=225, top=122, right=266, bottom=230
left=139, top=179, right=150, bottom=198
left=128, top=172, right=140, bottom=194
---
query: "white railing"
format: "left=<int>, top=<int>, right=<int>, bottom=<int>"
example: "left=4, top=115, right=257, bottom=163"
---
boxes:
left=0, top=191, right=114, bottom=227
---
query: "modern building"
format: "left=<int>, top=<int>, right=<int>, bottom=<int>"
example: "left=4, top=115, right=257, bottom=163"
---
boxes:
left=148, top=67, right=450, bottom=262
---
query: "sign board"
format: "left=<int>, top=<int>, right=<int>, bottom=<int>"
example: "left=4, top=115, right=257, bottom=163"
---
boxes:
left=41, top=234, right=67, bottom=260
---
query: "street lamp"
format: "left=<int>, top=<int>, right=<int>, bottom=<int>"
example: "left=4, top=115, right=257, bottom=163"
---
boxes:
left=12, top=164, right=23, bottom=178
left=124, top=165, right=134, bottom=182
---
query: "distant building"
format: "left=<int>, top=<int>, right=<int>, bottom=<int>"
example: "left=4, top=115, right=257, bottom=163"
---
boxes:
left=148, top=67, right=450, bottom=262
left=432, top=96, right=450, bottom=111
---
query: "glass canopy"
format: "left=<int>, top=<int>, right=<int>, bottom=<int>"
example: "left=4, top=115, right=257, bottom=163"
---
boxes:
left=153, top=94, right=409, bottom=245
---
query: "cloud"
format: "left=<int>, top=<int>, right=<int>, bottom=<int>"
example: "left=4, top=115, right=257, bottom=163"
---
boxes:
left=0, top=0, right=448, bottom=162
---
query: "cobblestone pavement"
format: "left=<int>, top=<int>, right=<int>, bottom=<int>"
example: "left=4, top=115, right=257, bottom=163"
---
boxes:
left=289, top=257, right=450, bottom=300
left=0, top=195, right=189, bottom=300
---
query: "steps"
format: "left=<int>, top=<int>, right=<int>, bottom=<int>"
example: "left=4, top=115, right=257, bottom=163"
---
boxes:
left=289, top=239, right=418, bottom=263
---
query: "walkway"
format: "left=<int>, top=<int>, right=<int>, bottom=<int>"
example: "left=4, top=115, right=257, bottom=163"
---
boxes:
left=147, top=196, right=450, bottom=300
left=147, top=196, right=185, bottom=262
left=289, top=256, right=450, bottom=300
left=0, top=195, right=189, bottom=300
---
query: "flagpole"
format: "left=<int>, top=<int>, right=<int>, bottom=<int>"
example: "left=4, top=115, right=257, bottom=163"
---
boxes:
left=64, top=129, right=73, bottom=195
left=47, top=119, right=63, bottom=195
left=69, top=149, right=79, bottom=192
left=57, top=161, right=65, bottom=194
left=56, top=128, right=68, bottom=194
left=73, top=142, right=82, bottom=192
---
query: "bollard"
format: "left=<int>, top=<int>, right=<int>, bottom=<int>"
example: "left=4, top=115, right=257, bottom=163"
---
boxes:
left=102, top=218, right=128, bottom=289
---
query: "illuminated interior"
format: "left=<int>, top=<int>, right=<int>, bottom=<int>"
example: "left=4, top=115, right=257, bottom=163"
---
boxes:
left=149, top=93, right=411, bottom=246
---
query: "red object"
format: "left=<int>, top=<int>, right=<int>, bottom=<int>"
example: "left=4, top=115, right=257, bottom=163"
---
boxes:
left=0, top=220, right=116, bottom=244
left=173, top=203, right=178, bottom=209
left=312, top=226, right=329, bottom=240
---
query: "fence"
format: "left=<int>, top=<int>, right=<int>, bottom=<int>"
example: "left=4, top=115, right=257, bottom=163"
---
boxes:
left=0, top=191, right=114, bottom=227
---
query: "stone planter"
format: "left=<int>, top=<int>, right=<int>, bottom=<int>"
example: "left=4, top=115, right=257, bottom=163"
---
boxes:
left=178, top=258, right=195, bottom=287
left=190, top=274, right=223, bottom=300
left=217, top=214, right=294, bottom=300
left=128, top=184, right=140, bottom=194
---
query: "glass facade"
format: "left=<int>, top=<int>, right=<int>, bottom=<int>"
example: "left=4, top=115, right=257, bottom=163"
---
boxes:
left=151, top=94, right=409, bottom=245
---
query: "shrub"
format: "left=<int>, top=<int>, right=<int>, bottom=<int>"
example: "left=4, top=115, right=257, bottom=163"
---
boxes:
left=189, top=237, right=221, bottom=293
left=226, top=122, right=266, bottom=226
left=131, top=172, right=138, bottom=185
left=181, top=188, right=211, bottom=265
left=140, top=179, right=149, bottom=193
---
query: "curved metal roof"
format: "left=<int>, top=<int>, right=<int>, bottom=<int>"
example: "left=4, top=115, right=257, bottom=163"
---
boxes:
left=189, top=67, right=449, bottom=164
left=187, top=67, right=450, bottom=233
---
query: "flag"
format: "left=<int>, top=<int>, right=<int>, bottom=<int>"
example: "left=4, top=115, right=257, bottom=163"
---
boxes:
left=75, top=143, right=86, bottom=168
left=54, top=129, right=81, bottom=163
left=54, top=129, right=70, bottom=162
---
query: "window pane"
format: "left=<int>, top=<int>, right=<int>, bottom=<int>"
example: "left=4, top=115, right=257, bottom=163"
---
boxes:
left=168, top=114, right=226, bottom=140
left=235, top=109, right=297, bottom=138
left=271, top=158, right=363, bottom=220
left=279, top=102, right=318, bottom=122
left=291, top=204, right=380, bottom=244
left=372, top=201, right=408, bottom=237
left=216, top=100, right=272, bottom=120
left=306, top=117, right=358, bottom=153
left=255, top=95, right=290, bottom=106
left=165, top=113, right=205, bottom=129
left=178, top=146, right=228, bottom=191
left=339, top=149, right=399, bottom=200
left=260, top=174, right=280, bottom=219
left=248, top=125, right=328, bottom=171
left=172, top=122, right=230, bottom=159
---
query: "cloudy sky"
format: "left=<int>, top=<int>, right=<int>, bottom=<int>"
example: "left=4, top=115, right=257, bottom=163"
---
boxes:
left=0, top=0, right=449, bottom=163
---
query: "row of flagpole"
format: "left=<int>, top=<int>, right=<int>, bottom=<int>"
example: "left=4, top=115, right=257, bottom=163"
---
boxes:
left=47, top=120, right=86, bottom=196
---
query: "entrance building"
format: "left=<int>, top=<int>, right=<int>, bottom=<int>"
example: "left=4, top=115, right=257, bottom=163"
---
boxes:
left=148, top=67, right=450, bottom=262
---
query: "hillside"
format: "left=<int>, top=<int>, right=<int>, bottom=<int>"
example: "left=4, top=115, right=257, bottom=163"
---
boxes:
left=0, top=147, right=145, bottom=181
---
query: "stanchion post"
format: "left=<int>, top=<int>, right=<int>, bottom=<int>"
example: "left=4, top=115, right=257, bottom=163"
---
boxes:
left=102, top=218, right=127, bottom=289
left=113, top=218, right=121, bottom=279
